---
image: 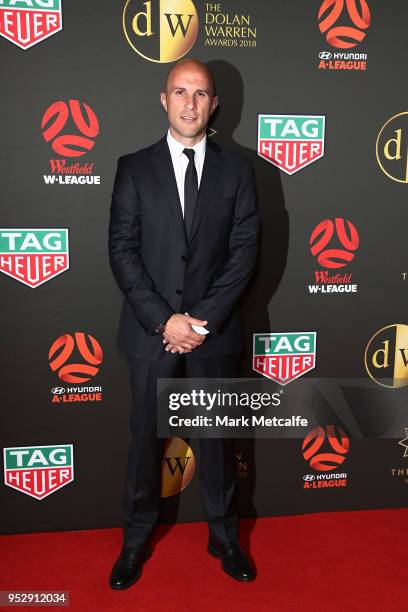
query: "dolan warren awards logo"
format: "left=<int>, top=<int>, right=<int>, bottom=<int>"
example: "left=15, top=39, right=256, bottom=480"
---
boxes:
left=0, top=0, right=63, bottom=50
left=3, top=444, right=74, bottom=500
left=253, top=332, right=317, bottom=385
left=123, top=0, right=198, bottom=63
left=258, top=115, right=325, bottom=175
left=0, top=228, right=69, bottom=288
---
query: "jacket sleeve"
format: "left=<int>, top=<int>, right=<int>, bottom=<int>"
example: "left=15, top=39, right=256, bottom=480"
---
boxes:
left=189, top=160, right=259, bottom=334
left=108, top=156, right=174, bottom=334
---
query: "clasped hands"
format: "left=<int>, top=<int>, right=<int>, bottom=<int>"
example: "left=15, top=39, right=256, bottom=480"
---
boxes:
left=162, top=313, right=207, bottom=354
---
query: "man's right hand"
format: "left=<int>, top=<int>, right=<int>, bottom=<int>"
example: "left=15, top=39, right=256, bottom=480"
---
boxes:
left=162, top=314, right=208, bottom=353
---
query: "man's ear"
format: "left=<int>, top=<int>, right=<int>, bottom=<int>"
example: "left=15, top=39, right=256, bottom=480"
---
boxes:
left=160, top=92, right=168, bottom=112
left=210, top=95, right=219, bottom=115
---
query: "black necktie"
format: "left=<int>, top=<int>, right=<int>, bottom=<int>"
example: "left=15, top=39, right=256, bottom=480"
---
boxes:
left=183, top=148, right=198, bottom=238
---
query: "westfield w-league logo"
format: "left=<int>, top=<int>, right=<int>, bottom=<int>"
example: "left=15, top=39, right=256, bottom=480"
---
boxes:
left=41, top=99, right=101, bottom=185
left=41, top=99, right=99, bottom=157
left=308, top=217, right=359, bottom=295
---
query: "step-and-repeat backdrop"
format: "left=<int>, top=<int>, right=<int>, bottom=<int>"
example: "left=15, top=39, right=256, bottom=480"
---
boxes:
left=2, top=0, right=408, bottom=534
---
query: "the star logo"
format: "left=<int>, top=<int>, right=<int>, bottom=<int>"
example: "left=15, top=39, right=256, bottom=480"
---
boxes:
left=398, top=428, right=408, bottom=458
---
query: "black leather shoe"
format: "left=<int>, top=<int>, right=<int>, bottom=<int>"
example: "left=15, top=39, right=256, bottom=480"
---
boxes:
left=208, top=540, right=256, bottom=581
left=109, top=545, right=152, bottom=590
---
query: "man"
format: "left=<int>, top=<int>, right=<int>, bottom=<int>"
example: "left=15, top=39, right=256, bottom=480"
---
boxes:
left=108, top=59, right=259, bottom=589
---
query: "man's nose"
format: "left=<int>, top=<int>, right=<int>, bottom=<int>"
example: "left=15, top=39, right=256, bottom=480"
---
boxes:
left=185, top=94, right=197, bottom=109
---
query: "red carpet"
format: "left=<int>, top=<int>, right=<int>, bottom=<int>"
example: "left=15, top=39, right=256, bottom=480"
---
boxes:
left=1, top=509, right=406, bottom=611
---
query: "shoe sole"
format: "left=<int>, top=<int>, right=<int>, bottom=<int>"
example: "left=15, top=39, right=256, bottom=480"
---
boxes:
left=110, top=546, right=153, bottom=590
left=207, top=544, right=256, bottom=582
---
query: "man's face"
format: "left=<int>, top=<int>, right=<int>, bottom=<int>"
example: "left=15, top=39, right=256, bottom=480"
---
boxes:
left=160, top=63, right=218, bottom=146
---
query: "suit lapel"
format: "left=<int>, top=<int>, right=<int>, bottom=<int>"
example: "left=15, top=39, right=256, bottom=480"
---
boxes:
left=150, top=136, right=224, bottom=247
left=189, top=139, right=224, bottom=244
left=150, top=137, right=187, bottom=245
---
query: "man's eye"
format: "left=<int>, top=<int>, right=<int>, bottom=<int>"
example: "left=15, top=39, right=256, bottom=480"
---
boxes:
left=195, top=92, right=206, bottom=97
left=175, top=90, right=184, bottom=95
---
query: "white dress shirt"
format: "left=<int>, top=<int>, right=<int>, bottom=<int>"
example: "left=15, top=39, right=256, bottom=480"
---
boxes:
left=166, top=129, right=209, bottom=335
left=167, top=129, right=206, bottom=216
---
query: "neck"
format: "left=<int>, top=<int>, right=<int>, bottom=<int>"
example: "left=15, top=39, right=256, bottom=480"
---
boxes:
left=169, top=127, right=206, bottom=148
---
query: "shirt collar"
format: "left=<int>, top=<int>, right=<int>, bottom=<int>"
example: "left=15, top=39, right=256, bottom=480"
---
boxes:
left=167, top=129, right=206, bottom=161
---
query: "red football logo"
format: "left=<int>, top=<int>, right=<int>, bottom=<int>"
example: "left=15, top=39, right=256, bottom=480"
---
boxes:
left=41, top=99, right=99, bottom=157
left=318, top=0, right=371, bottom=49
left=302, top=425, right=350, bottom=471
left=49, top=332, right=103, bottom=383
left=310, top=217, right=359, bottom=268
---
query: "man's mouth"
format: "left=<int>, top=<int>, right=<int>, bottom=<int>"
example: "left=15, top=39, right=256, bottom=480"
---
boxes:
left=181, top=115, right=198, bottom=122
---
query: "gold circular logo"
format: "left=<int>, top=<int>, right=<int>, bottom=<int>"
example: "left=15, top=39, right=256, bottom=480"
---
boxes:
left=364, top=324, right=408, bottom=388
left=161, top=437, right=195, bottom=497
left=123, top=0, right=198, bottom=63
left=376, top=112, right=408, bottom=183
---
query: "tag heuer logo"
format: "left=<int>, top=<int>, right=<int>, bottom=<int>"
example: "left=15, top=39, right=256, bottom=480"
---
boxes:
left=0, top=0, right=62, bottom=50
left=4, top=444, right=74, bottom=500
left=253, top=332, right=317, bottom=385
left=0, top=229, right=69, bottom=288
left=258, top=115, right=325, bottom=175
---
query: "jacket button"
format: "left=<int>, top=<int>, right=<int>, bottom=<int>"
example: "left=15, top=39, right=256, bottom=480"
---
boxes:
left=181, top=255, right=186, bottom=262
left=176, top=289, right=183, bottom=295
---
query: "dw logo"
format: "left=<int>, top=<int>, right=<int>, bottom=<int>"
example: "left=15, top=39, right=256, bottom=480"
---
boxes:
left=123, top=0, right=198, bottom=63
left=160, top=437, right=195, bottom=497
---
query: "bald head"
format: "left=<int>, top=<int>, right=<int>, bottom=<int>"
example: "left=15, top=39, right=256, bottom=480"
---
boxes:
left=160, top=57, right=218, bottom=147
left=163, top=59, right=216, bottom=97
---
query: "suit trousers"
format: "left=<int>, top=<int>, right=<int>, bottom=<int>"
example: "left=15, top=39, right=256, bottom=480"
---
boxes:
left=123, top=349, right=240, bottom=549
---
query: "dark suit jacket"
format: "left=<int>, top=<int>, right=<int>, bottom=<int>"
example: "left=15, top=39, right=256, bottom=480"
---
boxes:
left=109, top=136, right=259, bottom=361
